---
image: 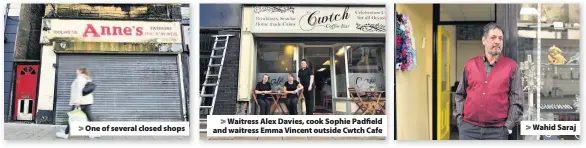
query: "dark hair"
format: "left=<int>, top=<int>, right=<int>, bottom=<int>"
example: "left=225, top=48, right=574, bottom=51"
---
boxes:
left=288, top=73, right=295, bottom=78
left=301, top=59, right=308, bottom=63
left=482, top=23, right=503, bottom=37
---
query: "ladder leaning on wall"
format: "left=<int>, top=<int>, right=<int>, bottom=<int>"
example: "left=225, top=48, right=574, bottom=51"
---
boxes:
left=199, top=34, right=233, bottom=132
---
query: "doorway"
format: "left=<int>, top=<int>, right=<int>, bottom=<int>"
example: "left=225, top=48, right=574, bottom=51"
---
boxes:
left=302, top=47, right=334, bottom=114
left=432, top=4, right=496, bottom=140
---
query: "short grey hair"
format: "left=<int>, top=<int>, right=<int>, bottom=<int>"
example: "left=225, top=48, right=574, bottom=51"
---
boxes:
left=482, top=22, right=503, bottom=37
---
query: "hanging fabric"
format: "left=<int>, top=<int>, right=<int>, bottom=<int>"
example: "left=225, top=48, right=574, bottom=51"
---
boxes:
left=395, top=13, right=417, bottom=71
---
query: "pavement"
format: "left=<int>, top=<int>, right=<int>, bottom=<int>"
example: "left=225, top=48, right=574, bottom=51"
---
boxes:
left=4, top=123, right=189, bottom=140
left=200, top=133, right=386, bottom=140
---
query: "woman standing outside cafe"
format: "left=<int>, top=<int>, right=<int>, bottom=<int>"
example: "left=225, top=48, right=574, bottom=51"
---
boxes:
left=298, top=59, right=315, bottom=115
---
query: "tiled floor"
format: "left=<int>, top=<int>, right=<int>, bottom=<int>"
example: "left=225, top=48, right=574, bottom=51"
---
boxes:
left=200, top=133, right=385, bottom=140
left=4, top=123, right=189, bottom=140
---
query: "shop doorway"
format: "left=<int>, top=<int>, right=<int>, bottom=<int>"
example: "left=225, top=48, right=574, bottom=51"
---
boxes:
left=302, top=47, right=334, bottom=114
left=433, top=4, right=496, bottom=140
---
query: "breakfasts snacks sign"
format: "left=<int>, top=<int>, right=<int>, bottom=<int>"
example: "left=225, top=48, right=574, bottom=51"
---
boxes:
left=40, top=19, right=182, bottom=44
left=251, top=6, right=386, bottom=34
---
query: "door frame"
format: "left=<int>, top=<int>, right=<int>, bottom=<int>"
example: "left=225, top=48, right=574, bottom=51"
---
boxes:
left=300, top=45, right=336, bottom=110
left=431, top=4, right=497, bottom=140
left=436, top=25, right=452, bottom=140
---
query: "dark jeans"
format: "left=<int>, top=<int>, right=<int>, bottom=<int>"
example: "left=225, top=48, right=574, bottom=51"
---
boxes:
left=65, top=104, right=94, bottom=134
left=286, top=95, right=298, bottom=115
left=303, top=86, right=314, bottom=115
left=257, top=95, right=271, bottom=115
left=458, top=121, right=509, bottom=140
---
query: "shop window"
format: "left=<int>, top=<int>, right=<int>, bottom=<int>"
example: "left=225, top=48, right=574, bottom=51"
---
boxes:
left=256, top=43, right=297, bottom=91
left=334, top=45, right=348, bottom=97
left=518, top=4, right=580, bottom=140
left=346, top=44, right=385, bottom=97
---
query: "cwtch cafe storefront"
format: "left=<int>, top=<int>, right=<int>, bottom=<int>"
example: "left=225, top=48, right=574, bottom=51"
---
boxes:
left=238, top=5, right=387, bottom=115
left=37, top=19, right=188, bottom=124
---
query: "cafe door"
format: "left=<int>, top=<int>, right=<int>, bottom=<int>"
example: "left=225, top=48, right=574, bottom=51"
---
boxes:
left=301, top=46, right=335, bottom=114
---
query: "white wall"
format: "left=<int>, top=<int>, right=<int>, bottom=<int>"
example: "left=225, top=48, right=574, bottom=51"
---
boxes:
left=455, top=40, right=484, bottom=80
left=237, top=6, right=256, bottom=101
left=37, top=45, right=57, bottom=111
left=7, top=3, right=21, bottom=16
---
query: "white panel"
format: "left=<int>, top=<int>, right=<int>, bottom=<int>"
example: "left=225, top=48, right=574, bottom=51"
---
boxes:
left=37, top=46, right=57, bottom=111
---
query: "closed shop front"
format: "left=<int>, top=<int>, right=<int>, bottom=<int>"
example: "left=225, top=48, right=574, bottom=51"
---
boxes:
left=54, top=54, right=182, bottom=124
left=39, top=19, right=187, bottom=125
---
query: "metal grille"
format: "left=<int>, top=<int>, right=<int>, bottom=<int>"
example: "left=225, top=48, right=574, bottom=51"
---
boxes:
left=54, top=54, right=183, bottom=125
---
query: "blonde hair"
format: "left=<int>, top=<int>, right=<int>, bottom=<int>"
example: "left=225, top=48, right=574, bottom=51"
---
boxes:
left=77, top=68, right=91, bottom=78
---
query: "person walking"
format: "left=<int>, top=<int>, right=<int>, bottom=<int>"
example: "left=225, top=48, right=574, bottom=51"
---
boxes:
left=255, top=74, right=272, bottom=115
left=56, top=68, right=98, bottom=139
left=297, top=59, right=315, bottom=115
left=284, top=73, right=303, bottom=115
left=454, top=23, right=523, bottom=140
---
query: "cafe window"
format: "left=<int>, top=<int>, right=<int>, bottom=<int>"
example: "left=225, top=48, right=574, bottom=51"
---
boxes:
left=334, top=45, right=348, bottom=97
left=256, top=43, right=297, bottom=91
left=346, top=44, right=385, bottom=97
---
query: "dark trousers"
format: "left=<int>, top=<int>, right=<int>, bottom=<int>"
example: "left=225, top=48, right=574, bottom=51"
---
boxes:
left=303, top=86, right=314, bottom=115
left=286, top=95, right=298, bottom=115
left=257, top=95, right=271, bottom=115
left=65, top=105, right=94, bottom=134
left=458, top=121, right=509, bottom=140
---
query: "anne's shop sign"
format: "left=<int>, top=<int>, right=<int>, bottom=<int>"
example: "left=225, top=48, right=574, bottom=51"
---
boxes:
left=40, top=19, right=182, bottom=44
left=251, top=6, right=386, bottom=34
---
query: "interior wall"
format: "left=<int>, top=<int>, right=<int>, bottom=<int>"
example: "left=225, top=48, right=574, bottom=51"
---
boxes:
left=395, top=4, right=433, bottom=140
left=455, top=40, right=484, bottom=80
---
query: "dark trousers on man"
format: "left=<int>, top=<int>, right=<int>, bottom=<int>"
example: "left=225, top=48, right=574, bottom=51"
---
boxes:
left=257, top=95, right=271, bottom=115
left=303, top=86, right=314, bottom=115
left=459, top=121, right=509, bottom=140
left=65, top=105, right=94, bottom=134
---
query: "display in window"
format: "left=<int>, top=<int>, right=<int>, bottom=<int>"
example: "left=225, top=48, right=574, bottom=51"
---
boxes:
left=574, top=94, right=579, bottom=112
left=566, top=53, right=580, bottom=64
left=547, top=45, right=567, bottom=65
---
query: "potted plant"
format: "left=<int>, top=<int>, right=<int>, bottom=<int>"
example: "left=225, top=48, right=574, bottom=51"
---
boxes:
left=369, top=84, right=377, bottom=91
left=276, top=85, right=283, bottom=94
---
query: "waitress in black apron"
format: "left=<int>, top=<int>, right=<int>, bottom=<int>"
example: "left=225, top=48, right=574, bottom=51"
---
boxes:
left=297, top=59, right=315, bottom=115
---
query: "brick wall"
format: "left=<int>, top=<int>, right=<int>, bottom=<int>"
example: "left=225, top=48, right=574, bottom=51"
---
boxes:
left=43, top=4, right=181, bottom=20
left=212, top=31, right=240, bottom=115
left=15, top=4, right=44, bottom=61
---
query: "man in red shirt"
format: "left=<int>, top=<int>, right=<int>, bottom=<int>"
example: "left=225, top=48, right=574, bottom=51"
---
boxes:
left=454, top=23, right=523, bottom=140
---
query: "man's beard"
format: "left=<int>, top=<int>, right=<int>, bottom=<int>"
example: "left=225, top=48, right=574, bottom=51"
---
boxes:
left=487, top=47, right=502, bottom=56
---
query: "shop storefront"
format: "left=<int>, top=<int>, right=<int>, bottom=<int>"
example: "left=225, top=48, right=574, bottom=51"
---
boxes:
left=38, top=19, right=187, bottom=125
left=238, top=5, right=386, bottom=115
left=394, top=4, right=580, bottom=140
left=512, top=4, right=581, bottom=140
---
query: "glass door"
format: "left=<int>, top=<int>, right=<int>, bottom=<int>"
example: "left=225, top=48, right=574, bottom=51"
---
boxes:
left=302, top=46, right=334, bottom=114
